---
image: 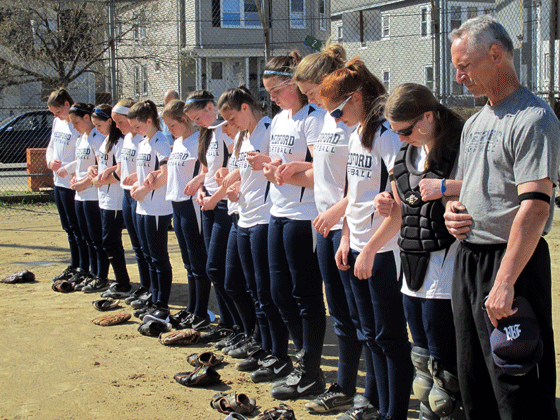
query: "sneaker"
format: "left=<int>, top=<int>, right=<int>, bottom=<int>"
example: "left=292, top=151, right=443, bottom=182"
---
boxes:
left=229, top=337, right=261, bottom=359
left=179, top=314, right=211, bottom=331
left=220, top=333, right=247, bottom=353
left=200, top=325, right=236, bottom=344
left=133, top=301, right=155, bottom=319
left=143, top=307, right=171, bottom=324
left=130, top=293, right=153, bottom=310
left=100, top=283, right=133, bottom=299
left=52, top=266, right=77, bottom=282
left=82, top=277, right=110, bottom=293
left=236, top=348, right=271, bottom=372
left=270, top=352, right=326, bottom=400
left=124, top=287, right=150, bottom=305
left=72, top=271, right=94, bottom=291
left=335, top=404, right=380, bottom=420
left=251, top=355, right=293, bottom=383
left=305, top=383, right=355, bottom=413
left=170, top=310, right=193, bottom=328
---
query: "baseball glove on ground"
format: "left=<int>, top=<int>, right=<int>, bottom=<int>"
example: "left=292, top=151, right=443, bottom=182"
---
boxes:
left=1, top=270, right=35, bottom=284
left=159, top=329, right=201, bottom=346
left=92, top=298, right=120, bottom=311
left=92, top=312, right=131, bottom=326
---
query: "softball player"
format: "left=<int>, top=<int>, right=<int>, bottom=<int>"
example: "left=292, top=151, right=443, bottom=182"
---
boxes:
left=46, top=89, right=86, bottom=282
left=128, top=100, right=173, bottom=323
left=89, top=104, right=132, bottom=298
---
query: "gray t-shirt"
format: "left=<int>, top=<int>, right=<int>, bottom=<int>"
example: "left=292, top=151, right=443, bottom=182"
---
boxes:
left=457, top=87, right=560, bottom=244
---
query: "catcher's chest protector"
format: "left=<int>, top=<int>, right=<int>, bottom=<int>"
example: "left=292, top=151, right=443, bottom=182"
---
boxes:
left=393, top=143, right=456, bottom=291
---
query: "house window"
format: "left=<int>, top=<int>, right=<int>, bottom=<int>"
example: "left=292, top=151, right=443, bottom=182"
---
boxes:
left=319, top=0, right=326, bottom=30
left=290, top=0, right=305, bottom=28
left=142, top=66, right=148, bottom=95
left=450, top=6, right=461, bottom=31
left=383, top=70, right=390, bottom=90
left=424, top=66, right=434, bottom=91
left=133, top=12, right=146, bottom=41
left=420, top=7, right=430, bottom=37
left=134, top=67, right=140, bottom=96
left=381, top=14, right=390, bottom=39
left=211, top=62, right=223, bottom=80
left=222, top=0, right=261, bottom=27
left=544, top=53, right=550, bottom=80
left=337, top=24, right=343, bottom=42
left=155, top=62, right=161, bottom=73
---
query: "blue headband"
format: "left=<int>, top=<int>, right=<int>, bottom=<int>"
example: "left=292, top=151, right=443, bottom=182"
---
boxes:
left=263, top=70, right=292, bottom=77
left=185, top=98, right=212, bottom=104
left=92, top=108, right=111, bottom=119
left=69, top=106, right=92, bottom=115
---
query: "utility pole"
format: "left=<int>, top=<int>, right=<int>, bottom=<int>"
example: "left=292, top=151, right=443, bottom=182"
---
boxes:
left=549, top=0, right=558, bottom=108
left=108, top=0, right=118, bottom=104
left=256, top=0, right=271, bottom=63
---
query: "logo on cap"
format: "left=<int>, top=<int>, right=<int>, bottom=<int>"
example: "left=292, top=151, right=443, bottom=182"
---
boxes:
left=504, top=324, right=521, bottom=341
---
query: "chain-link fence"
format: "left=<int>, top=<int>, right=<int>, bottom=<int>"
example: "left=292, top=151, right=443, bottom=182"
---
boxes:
left=0, top=0, right=558, bottom=194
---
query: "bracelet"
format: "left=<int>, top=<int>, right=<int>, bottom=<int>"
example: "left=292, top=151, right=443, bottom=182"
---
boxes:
left=440, top=178, right=447, bottom=197
left=113, top=171, right=120, bottom=181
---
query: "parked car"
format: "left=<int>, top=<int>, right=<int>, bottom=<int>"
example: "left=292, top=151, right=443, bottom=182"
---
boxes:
left=0, top=111, right=54, bottom=163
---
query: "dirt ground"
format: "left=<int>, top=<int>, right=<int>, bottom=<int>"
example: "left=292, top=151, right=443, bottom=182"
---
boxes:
left=0, top=203, right=559, bottom=420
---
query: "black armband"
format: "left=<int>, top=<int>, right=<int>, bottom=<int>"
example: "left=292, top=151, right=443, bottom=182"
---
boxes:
left=159, top=160, right=167, bottom=166
left=112, top=171, right=120, bottom=181
left=388, top=173, right=395, bottom=183
left=518, top=192, right=551, bottom=204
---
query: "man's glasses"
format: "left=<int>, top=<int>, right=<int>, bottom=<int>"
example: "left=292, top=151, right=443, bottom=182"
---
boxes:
left=391, top=116, right=423, bottom=137
left=330, top=94, right=353, bottom=119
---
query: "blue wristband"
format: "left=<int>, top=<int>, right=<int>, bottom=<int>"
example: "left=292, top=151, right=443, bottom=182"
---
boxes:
left=440, top=178, right=447, bottom=197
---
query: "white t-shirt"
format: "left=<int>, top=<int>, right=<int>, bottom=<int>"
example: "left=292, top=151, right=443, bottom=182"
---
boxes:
left=269, top=104, right=325, bottom=220
left=237, top=117, right=272, bottom=228
left=71, top=129, right=104, bottom=202
left=97, top=137, right=124, bottom=211
left=135, top=131, right=172, bottom=216
left=166, top=132, right=199, bottom=202
left=399, top=146, right=457, bottom=299
left=46, top=118, right=80, bottom=189
left=313, top=113, right=354, bottom=230
left=346, top=122, right=401, bottom=252
left=119, top=133, right=143, bottom=191
left=204, top=125, right=234, bottom=197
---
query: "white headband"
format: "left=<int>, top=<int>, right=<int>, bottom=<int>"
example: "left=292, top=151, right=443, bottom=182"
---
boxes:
left=112, top=104, right=130, bottom=115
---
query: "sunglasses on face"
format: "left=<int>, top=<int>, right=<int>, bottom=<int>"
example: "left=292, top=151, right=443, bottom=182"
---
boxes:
left=330, top=94, right=353, bottom=119
left=391, top=116, right=423, bottom=137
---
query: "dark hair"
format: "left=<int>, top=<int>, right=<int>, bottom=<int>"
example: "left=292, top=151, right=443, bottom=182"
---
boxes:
left=127, top=100, right=161, bottom=131
left=91, top=104, right=123, bottom=153
left=184, top=90, right=216, bottom=166
left=320, top=58, right=386, bottom=150
left=264, top=51, right=307, bottom=105
left=68, top=102, right=94, bottom=118
left=218, top=86, right=262, bottom=157
left=384, top=83, right=463, bottom=171
left=47, top=88, right=74, bottom=108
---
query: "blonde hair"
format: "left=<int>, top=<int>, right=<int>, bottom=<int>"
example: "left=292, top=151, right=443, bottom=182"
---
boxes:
left=293, top=41, right=346, bottom=85
left=162, top=99, right=192, bottom=126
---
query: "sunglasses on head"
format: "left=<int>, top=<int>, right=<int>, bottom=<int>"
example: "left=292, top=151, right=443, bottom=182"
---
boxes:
left=391, top=116, right=423, bottom=137
left=330, top=94, right=353, bottom=119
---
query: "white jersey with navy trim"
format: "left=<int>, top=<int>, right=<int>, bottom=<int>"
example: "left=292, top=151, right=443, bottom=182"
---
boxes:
left=135, top=131, right=172, bottom=216
left=46, top=117, right=80, bottom=189
left=313, top=113, right=354, bottom=230
left=269, top=104, right=325, bottom=220
left=119, top=133, right=143, bottom=191
left=237, top=116, right=272, bottom=228
left=74, top=128, right=104, bottom=202
left=97, top=137, right=124, bottom=211
left=204, top=125, right=234, bottom=197
left=166, top=132, right=199, bottom=202
left=346, top=121, right=401, bottom=253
